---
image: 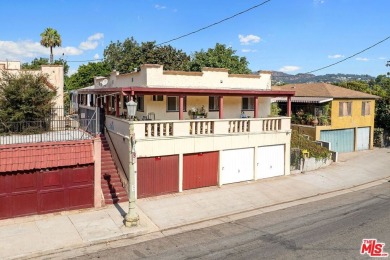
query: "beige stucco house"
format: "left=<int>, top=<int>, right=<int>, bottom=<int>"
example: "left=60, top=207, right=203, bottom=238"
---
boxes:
left=75, top=64, right=295, bottom=199
left=0, top=61, right=64, bottom=115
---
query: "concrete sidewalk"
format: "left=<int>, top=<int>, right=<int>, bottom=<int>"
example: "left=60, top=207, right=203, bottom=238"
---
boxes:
left=1, top=148, right=389, bottom=260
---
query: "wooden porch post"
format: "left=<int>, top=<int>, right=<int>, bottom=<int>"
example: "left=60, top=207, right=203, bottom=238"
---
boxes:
left=179, top=95, right=184, bottom=120
left=105, top=96, right=109, bottom=115
left=254, top=96, right=259, bottom=118
left=287, top=96, right=292, bottom=117
left=219, top=96, right=224, bottom=119
left=97, top=95, right=101, bottom=107
left=115, top=95, right=120, bottom=117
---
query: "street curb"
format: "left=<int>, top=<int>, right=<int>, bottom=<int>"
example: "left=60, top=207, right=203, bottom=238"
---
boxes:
left=15, top=176, right=390, bottom=260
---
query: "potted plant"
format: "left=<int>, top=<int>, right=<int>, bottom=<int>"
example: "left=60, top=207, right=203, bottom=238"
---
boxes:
left=312, top=116, right=319, bottom=126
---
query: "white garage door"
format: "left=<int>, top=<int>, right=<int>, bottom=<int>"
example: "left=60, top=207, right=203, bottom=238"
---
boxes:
left=220, top=148, right=254, bottom=185
left=357, top=127, right=370, bottom=151
left=257, top=145, right=285, bottom=179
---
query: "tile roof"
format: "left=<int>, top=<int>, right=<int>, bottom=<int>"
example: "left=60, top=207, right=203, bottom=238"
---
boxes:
left=272, top=83, right=380, bottom=99
left=272, top=97, right=333, bottom=103
left=0, top=140, right=94, bottom=172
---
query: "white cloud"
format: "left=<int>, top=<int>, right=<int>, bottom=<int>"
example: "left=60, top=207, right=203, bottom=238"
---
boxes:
left=93, top=53, right=100, bottom=60
left=241, top=49, right=257, bottom=53
left=239, top=34, right=261, bottom=45
left=379, top=57, right=387, bottom=60
left=0, top=33, right=103, bottom=62
left=313, top=0, right=325, bottom=4
left=79, top=33, right=104, bottom=50
left=0, top=40, right=47, bottom=60
left=328, top=54, right=344, bottom=59
left=356, top=57, right=369, bottom=61
left=279, top=66, right=301, bottom=72
left=154, top=4, right=166, bottom=10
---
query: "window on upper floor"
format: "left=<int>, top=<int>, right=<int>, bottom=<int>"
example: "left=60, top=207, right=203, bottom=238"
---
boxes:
left=209, top=96, right=219, bottom=111
left=339, top=101, right=352, bottom=117
left=361, top=101, right=371, bottom=116
left=242, top=97, right=255, bottom=111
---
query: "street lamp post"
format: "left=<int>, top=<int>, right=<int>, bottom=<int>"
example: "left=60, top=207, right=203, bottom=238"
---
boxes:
left=125, top=97, right=139, bottom=227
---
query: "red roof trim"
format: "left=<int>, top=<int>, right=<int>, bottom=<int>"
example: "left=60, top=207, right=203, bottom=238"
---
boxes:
left=78, top=86, right=295, bottom=97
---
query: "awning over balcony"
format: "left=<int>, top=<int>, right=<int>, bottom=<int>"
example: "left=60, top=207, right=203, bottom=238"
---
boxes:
left=272, top=97, right=333, bottom=104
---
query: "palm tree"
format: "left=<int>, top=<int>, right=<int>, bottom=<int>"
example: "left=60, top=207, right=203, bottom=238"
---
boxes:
left=40, top=28, right=62, bottom=64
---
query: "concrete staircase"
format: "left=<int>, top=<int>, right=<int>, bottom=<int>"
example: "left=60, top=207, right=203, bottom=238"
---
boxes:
left=100, top=135, right=127, bottom=205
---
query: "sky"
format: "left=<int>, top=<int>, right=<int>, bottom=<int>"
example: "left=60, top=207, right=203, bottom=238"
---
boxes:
left=1, top=0, right=389, bottom=76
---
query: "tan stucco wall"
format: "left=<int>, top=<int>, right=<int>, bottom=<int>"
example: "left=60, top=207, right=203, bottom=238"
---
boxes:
left=116, top=95, right=272, bottom=120
left=0, top=61, right=64, bottom=116
left=95, top=64, right=271, bottom=91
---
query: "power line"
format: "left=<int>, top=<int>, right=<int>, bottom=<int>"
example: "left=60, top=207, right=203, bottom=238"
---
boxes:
left=156, top=0, right=272, bottom=46
left=67, top=58, right=103, bottom=63
left=304, top=35, right=390, bottom=74
left=66, top=0, right=272, bottom=63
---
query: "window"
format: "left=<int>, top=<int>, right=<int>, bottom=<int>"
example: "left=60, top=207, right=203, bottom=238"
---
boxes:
left=152, top=95, right=164, bottom=101
left=209, top=96, right=219, bottom=111
left=137, top=96, right=144, bottom=112
left=242, top=97, right=255, bottom=111
left=339, top=102, right=352, bottom=117
left=167, top=96, right=186, bottom=112
left=362, top=101, right=371, bottom=116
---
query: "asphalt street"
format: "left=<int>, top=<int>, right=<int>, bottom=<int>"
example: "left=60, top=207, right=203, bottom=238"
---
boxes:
left=73, top=181, right=390, bottom=260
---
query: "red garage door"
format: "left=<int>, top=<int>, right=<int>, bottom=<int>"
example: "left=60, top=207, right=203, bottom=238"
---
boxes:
left=183, top=152, right=218, bottom=190
left=0, top=165, right=94, bottom=220
left=137, top=155, right=179, bottom=199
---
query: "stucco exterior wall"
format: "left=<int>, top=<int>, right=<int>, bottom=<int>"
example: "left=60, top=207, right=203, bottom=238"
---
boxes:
left=0, top=61, right=64, bottom=116
left=115, top=95, right=273, bottom=120
left=330, top=99, right=375, bottom=129
left=94, top=64, right=271, bottom=91
left=0, top=61, right=21, bottom=70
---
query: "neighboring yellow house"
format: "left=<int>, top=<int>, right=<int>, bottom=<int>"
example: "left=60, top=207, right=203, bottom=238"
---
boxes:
left=273, top=83, right=380, bottom=153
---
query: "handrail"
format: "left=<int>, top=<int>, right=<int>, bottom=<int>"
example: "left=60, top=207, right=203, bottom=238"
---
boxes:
left=104, top=125, right=129, bottom=184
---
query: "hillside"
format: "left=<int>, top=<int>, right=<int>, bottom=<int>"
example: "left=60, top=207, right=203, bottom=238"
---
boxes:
left=265, top=71, right=375, bottom=85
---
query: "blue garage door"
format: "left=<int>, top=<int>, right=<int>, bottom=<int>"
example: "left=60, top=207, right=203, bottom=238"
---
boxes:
left=320, top=129, right=354, bottom=153
left=357, top=127, right=370, bottom=151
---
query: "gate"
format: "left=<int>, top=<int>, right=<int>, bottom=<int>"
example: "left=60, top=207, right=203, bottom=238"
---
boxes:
left=78, top=106, right=102, bottom=136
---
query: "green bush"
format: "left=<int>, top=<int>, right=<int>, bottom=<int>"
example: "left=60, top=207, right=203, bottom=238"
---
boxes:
left=291, top=130, right=331, bottom=159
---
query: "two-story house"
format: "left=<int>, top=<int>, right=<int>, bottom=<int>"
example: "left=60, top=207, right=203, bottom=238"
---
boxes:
left=75, top=64, right=295, bottom=199
left=273, top=83, right=379, bottom=153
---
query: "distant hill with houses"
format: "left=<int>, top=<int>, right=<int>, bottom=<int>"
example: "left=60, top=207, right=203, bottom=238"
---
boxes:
left=263, top=71, right=375, bottom=85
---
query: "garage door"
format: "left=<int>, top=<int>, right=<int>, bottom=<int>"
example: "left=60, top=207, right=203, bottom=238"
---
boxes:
left=257, top=145, right=285, bottom=179
left=0, top=165, right=94, bottom=220
left=137, top=155, right=179, bottom=198
left=357, top=127, right=370, bottom=151
left=183, top=152, right=218, bottom=190
left=220, top=148, right=254, bottom=185
left=320, top=129, right=354, bottom=153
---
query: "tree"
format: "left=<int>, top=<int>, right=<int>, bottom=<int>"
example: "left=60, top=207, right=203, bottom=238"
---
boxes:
left=65, top=61, right=111, bottom=91
left=189, top=43, right=251, bottom=74
left=40, top=28, right=62, bottom=64
left=0, top=71, right=56, bottom=130
left=21, top=57, right=69, bottom=76
left=335, top=77, right=390, bottom=131
left=103, top=37, right=190, bottom=73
